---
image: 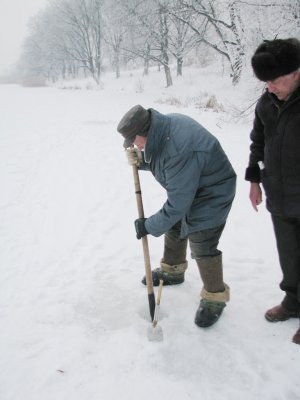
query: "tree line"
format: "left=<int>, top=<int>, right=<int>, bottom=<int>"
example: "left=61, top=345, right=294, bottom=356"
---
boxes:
left=18, top=0, right=300, bottom=87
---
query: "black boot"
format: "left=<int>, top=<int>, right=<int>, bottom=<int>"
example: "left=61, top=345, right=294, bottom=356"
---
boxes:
left=292, top=320, right=300, bottom=345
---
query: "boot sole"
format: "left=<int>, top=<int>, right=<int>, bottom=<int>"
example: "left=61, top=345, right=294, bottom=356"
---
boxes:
left=142, top=278, right=184, bottom=286
left=142, top=272, right=185, bottom=286
left=265, top=313, right=299, bottom=323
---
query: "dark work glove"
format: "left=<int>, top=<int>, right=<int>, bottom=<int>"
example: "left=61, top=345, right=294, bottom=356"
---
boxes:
left=134, top=218, right=148, bottom=239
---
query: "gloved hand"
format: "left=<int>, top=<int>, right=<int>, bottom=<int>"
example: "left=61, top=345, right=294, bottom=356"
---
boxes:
left=134, top=218, right=148, bottom=239
left=126, top=148, right=141, bottom=166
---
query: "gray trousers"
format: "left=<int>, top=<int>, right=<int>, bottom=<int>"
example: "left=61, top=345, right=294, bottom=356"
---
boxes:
left=163, top=221, right=225, bottom=263
left=271, top=215, right=300, bottom=311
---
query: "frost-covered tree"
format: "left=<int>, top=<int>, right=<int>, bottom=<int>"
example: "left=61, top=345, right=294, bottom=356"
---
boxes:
left=120, top=0, right=173, bottom=86
left=175, top=0, right=245, bottom=84
left=102, top=0, right=134, bottom=79
left=167, top=0, right=199, bottom=76
left=18, top=7, right=70, bottom=81
left=237, top=0, right=300, bottom=72
left=19, top=0, right=105, bottom=83
left=48, top=0, right=104, bottom=83
left=17, top=0, right=300, bottom=87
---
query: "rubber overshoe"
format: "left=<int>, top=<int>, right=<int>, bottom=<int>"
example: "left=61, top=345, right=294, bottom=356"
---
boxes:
left=142, top=267, right=184, bottom=286
left=195, top=299, right=226, bottom=328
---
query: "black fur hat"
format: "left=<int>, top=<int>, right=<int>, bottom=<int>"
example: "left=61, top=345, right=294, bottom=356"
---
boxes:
left=251, top=38, right=300, bottom=81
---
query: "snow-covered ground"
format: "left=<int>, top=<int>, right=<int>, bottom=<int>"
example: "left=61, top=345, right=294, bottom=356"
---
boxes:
left=0, top=66, right=299, bottom=400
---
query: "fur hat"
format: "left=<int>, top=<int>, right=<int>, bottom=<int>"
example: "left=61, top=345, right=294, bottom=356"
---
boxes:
left=251, top=38, right=300, bottom=81
left=117, top=105, right=151, bottom=148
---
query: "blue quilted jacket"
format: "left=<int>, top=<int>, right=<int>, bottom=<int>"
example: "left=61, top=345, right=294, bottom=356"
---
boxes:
left=140, top=109, right=236, bottom=238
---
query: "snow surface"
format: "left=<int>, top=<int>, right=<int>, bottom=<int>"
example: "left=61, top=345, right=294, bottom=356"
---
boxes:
left=0, top=66, right=299, bottom=400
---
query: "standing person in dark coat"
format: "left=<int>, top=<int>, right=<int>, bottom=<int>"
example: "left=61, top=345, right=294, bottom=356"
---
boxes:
left=245, top=38, right=300, bottom=345
left=117, top=105, right=236, bottom=328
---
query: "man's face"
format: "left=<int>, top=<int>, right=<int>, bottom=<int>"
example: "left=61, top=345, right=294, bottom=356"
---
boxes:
left=133, top=135, right=147, bottom=150
left=266, top=70, right=300, bottom=100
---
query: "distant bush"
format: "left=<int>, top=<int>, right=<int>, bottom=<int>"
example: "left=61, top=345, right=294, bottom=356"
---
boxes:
left=156, top=96, right=182, bottom=107
left=156, top=92, right=224, bottom=112
left=195, top=94, right=224, bottom=112
left=54, top=78, right=104, bottom=90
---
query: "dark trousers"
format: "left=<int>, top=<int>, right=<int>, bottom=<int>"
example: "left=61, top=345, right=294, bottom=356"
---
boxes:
left=271, top=215, right=300, bottom=311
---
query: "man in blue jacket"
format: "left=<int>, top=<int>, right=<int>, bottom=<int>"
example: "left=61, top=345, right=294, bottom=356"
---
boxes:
left=117, top=105, right=236, bottom=327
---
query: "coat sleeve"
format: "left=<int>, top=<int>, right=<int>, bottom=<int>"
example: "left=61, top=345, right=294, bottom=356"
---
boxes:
left=245, top=104, right=265, bottom=183
left=145, top=152, right=203, bottom=237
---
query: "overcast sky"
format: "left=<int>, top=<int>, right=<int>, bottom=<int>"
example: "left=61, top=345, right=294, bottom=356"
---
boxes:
left=0, top=0, right=48, bottom=75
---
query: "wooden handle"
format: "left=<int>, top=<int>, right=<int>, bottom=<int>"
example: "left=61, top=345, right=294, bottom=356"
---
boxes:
left=157, top=280, right=163, bottom=306
left=132, top=165, right=145, bottom=219
left=132, top=165, right=155, bottom=321
left=132, top=165, right=154, bottom=294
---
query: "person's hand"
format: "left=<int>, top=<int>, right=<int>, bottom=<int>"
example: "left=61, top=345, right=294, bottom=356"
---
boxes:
left=134, top=218, right=148, bottom=239
left=125, top=148, right=141, bottom=166
left=249, top=182, right=262, bottom=211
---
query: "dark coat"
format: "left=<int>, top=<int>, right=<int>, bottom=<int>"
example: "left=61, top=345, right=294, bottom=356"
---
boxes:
left=245, top=86, right=300, bottom=216
left=139, top=109, right=236, bottom=238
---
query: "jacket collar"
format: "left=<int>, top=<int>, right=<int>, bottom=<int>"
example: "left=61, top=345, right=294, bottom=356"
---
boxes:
left=268, top=83, right=300, bottom=107
left=144, top=109, right=170, bottom=163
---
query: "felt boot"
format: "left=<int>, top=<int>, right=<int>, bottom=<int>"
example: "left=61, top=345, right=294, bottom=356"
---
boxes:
left=142, top=234, right=188, bottom=286
left=141, top=261, right=187, bottom=286
left=194, top=254, right=230, bottom=328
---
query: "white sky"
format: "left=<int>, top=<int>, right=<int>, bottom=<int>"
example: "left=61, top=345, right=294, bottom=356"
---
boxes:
left=0, top=0, right=48, bottom=75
